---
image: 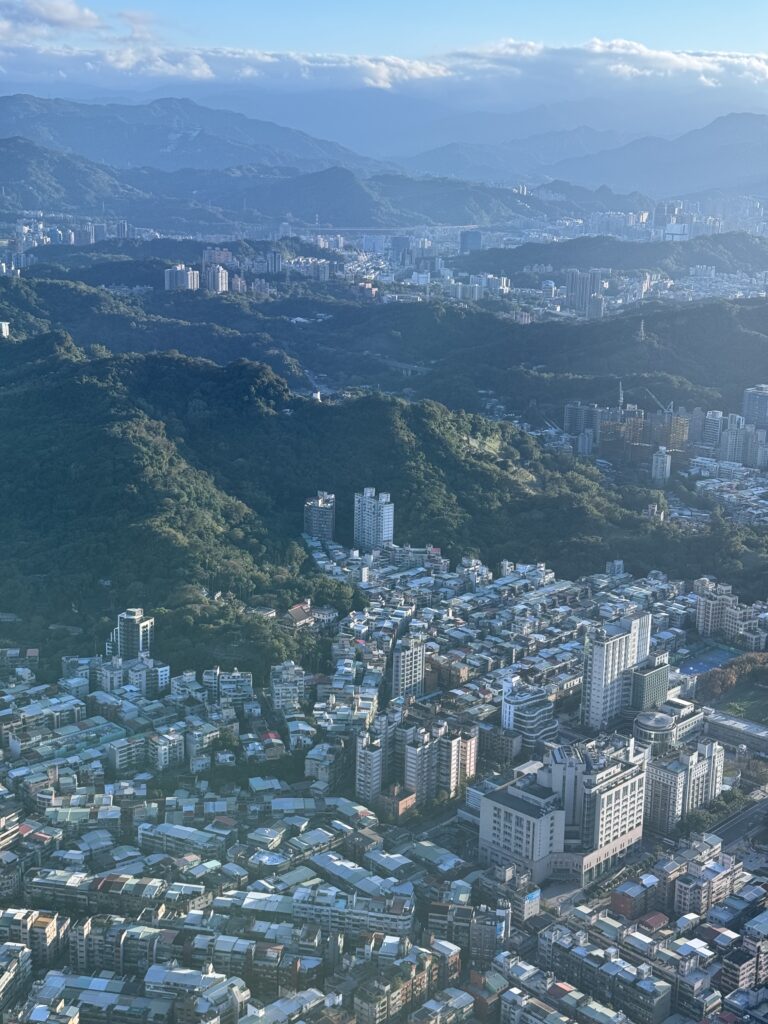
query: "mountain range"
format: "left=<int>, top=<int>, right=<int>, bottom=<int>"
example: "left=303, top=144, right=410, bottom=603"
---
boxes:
left=547, top=113, right=768, bottom=196
left=402, top=113, right=768, bottom=198
left=0, top=94, right=383, bottom=175
left=402, top=128, right=631, bottom=184
left=0, top=137, right=643, bottom=229
left=2, top=94, right=768, bottom=206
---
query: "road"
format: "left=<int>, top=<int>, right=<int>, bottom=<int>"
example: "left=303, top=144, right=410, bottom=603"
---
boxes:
left=717, top=795, right=768, bottom=848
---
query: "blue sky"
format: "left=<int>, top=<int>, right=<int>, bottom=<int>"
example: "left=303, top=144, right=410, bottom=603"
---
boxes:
left=89, top=0, right=766, bottom=56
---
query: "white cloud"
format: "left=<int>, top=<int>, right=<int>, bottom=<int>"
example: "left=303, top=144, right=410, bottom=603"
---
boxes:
left=0, top=0, right=101, bottom=37
left=2, top=31, right=768, bottom=109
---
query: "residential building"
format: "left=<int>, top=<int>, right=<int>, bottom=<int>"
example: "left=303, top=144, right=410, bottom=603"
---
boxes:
left=355, top=732, right=384, bottom=805
left=107, top=608, right=154, bottom=660
left=392, top=637, right=426, bottom=700
left=270, top=661, right=307, bottom=713
left=651, top=447, right=671, bottom=487
left=644, top=740, right=724, bottom=834
left=581, top=613, right=651, bottom=730
left=204, top=264, right=229, bottom=293
left=742, top=384, right=768, bottom=429
left=403, top=721, right=477, bottom=806
left=164, top=264, right=200, bottom=291
left=354, top=488, right=394, bottom=552
left=304, top=492, right=336, bottom=541
left=501, top=681, right=558, bottom=752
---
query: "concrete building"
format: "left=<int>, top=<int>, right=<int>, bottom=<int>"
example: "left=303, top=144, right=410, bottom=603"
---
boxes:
left=270, top=661, right=307, bottom=713
left=204, top=264, right=229, bottom=293
left=107, top=609, right=154, bottom=660
left=355, top=732, right=384, bottom=805
left=651, top=447, right=672, bottom=487
left=500, top=680, right=558, bottom=752
left=164, top=264, right=200, bottom=290
left=203, top=667, right=253, bottom=712
left=392, top=636, right=426, bottom=700
left=695, top=581, right=739, bottom=637
left=581, top=613, right=651, bottom=730
left=403, top=722, right=477, bottom=807
left=742, top=384, right=768, bottom=429
left=304, top=492, right=336, bottom=541
left=354, top=488, right=394, bottom=552
left=644, top=740, right=724, bottom=834
left=479, top=737, right=647, bottom=885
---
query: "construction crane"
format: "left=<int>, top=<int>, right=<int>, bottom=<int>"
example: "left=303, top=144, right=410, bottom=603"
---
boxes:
left=643, top=386, right=674, bottom=414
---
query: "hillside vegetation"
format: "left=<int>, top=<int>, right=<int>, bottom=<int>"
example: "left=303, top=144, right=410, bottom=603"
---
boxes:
left=0, top=336, right=728, bottom=673
left=6, top=244, right=768, bottom=417
left=458, top=232, right=768, bottom=277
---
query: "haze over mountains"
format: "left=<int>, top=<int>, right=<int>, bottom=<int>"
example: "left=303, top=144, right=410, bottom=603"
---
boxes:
left=0, top=95, right=384, bottom=175
left=0, top=135, right=645, bottom=230
left=401, top=128, right=632, bottom=185
left=549, top=113, right=768, bottom=196
left=0, top=95, right=767, bottom=209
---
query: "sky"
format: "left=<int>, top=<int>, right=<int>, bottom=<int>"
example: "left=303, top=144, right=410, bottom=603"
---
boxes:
left=51, top=1, right=768, bottom=57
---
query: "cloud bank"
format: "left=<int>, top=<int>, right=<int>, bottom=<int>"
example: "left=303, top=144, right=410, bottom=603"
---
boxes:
left=0, top=10, right=767, bottom=96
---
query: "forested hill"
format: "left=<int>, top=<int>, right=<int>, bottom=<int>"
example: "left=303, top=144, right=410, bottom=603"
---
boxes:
left=457, top=232, right=768, bottom=277
left=0, top=337, right=727, bottom=674
left=4, top=262, right=768, bottom=416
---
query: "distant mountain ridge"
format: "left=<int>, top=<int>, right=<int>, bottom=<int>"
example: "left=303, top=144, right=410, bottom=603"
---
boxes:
left=548, top=113, right=768, bottom=196
left=0, top=137, right=644, bottom=229
left=403, top=127, right=631, bottom=184
left=0, top=94, right=384, bottom=175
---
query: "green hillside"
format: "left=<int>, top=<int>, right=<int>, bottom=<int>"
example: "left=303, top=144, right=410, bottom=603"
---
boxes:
left=458, top=232, right=768, bottom=277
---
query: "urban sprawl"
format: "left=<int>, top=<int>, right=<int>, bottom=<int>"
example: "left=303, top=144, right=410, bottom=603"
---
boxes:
left=3, top=477, right=768, bottom=1024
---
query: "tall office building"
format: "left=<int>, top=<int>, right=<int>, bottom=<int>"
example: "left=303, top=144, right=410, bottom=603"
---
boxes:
left=164, top=264, right=200, bottom=291
left=107, top=609, right=155, bottom=660
left=391, top=636, right=426, bottom=699
left=204, top=264, right=229, bottom=293
left=354, top=487, right=394, bottom=552
left=581, top=612, right=651, bottom=730
left=501, top=680, right=558, bottom=752
left=303, top=492, right=336, bottom=541
left=743, top=384, right=768, bottom=429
